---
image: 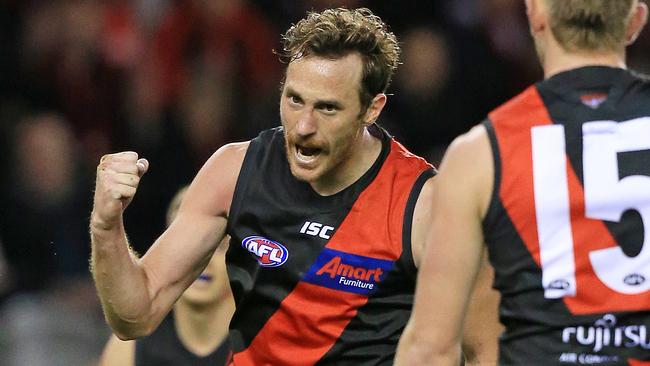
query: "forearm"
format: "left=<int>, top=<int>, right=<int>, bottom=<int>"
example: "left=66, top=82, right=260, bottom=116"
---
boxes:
left=395, top=322, right=462, bottom=366
left=90, top=219, right=154, bottom=339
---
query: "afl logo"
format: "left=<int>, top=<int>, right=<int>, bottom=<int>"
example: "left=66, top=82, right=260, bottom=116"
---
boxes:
left=242, top=236, right=289, bottom=267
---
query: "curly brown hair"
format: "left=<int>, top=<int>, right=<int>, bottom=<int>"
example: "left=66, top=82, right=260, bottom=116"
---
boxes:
left=279, top=8, right=400, bottom=112
left=547, top=0, right=635, bottom=52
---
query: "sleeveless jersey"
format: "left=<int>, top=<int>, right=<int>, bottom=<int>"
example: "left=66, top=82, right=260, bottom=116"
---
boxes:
left=225, top=124, right=434, bottom=365
left=135, top=311, right=232, bottom=366
left=483, top=66, right=650, bottom=365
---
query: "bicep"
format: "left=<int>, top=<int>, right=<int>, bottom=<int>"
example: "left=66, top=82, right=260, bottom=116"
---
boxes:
left=138, top=142, right=248, bottom=320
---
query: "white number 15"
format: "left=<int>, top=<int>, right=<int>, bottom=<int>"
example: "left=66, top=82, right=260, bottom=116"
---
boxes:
left=532, top=117, right=650, bottom=299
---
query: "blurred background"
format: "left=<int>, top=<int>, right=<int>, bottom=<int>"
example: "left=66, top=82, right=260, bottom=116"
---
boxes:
left=0, top=0, right=648, bottom=364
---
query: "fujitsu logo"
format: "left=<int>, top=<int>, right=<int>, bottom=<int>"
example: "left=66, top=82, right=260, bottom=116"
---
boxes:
left=561, top=314, right=650, bottom=352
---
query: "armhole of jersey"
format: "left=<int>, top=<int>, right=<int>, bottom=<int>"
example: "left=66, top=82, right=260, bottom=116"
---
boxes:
left=225, top=138, right=261, bottom=236
left=481, top=119, right=502, bottom=234
left=401, top=168, right=436, bottom=279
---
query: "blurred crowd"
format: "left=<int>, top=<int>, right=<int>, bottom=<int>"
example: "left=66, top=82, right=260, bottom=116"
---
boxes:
left=0, top=0, right=648, bottom=365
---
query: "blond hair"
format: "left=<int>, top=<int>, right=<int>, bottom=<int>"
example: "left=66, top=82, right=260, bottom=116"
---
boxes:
left=547, top=0, right=635, bottom=51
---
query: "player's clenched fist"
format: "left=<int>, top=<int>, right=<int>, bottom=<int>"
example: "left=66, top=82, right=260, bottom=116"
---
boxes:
left=91, top=151, right=149, bottom=231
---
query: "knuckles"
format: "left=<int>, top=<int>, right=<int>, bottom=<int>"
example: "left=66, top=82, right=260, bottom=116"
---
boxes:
left=96, top=161, right=140, bottom=176
left=94, top=152, right=143, bottom=204
left=99, top=152, right=139, bottom=165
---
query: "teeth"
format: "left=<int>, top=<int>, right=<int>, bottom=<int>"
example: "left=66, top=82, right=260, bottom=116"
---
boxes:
left=296, top=146, right=319, bottom=163
left=297, top=151, right=314, bottom=163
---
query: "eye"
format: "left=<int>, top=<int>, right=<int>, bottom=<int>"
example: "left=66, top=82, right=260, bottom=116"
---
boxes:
left=318, top=103, right=338, bottom=115
left=288, top=94, right=302, bottom=105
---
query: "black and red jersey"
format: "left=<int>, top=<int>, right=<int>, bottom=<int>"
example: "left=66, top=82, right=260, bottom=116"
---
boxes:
left=484, top=66, right=650, bottom=365
left=225, top=124, right=434, bottom=365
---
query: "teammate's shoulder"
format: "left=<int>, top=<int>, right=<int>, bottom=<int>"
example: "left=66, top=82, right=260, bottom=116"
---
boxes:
left=488, top=85, right=541, bottom=122
left=445, top=124, right=491, bottom=165
left=438, top=125, right=493, bottom=210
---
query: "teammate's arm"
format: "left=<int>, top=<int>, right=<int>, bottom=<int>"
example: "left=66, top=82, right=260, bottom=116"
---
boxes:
left=461, top=249, right=502, bottom=365
left=98, top=335, right=135, bottom=366
left=396, top=125, right=496, bottom=365
left=90, top=142, right=248, bottom=339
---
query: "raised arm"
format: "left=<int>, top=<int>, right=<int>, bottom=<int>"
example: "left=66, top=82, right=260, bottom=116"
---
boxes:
left=90, top=142, right=248, bottom=339
left=396, top=125, right=498, bottom=365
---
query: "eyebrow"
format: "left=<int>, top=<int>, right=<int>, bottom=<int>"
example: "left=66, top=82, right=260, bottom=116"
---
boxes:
left=314, top=100, right=343, bottom=110
left=284, top=87, right=343, bottom=109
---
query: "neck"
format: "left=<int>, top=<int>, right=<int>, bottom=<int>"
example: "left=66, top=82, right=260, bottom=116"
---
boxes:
left=311, top=125, right=382, bottom=196
left=174, top=295, right=235, bottom=357
left=542, top=39, right=627, bottom=79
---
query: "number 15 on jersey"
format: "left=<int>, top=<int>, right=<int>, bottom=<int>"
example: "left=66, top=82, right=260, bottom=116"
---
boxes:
left=531, top=117, right=650, bottom=314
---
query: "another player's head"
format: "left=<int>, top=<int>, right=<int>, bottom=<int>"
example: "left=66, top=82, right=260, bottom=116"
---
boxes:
left=277, top=8, right=400, bottom=186
left=526, top=0, right=647, bottom=63
left=166, top=187, right=232, bottom=306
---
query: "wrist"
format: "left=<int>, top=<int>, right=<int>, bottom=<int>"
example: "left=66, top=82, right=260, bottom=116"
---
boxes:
left=90, top=212, right=123, bottom=233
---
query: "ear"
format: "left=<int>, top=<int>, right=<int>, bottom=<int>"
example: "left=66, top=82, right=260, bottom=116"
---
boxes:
left=625, top=1, right=648, bottom=45
left=363, top=93, right=387, bottom=125
left=526, top=0, right=547, bottom=34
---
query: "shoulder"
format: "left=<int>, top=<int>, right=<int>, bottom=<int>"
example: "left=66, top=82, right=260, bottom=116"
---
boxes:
left=439, top=125, right=493, bottom=218
left=410, top=125, right=493, bottom=266
left=196, top=141, right=250, bottom=187
left=446, top=124, right=490, bottom=160
left=488, top=85, right=541, bottom=123
left=390, top=138, right=434, bottom=169
left=210, top=141, right=250, bottom=164
left=182, top=141, right=251, bottom=218
left=251, top=126, right=286, bottom=147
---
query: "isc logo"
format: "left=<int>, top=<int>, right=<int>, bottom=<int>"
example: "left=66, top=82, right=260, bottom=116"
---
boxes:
left=242, top=236, right=289, bottom=267
left=300, top=221, right=334, bottom=239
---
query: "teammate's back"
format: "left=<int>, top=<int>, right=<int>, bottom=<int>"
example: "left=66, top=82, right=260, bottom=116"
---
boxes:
left=396, top=1, right=650, bottom=365
left=485, top=65, right=650, bottom=364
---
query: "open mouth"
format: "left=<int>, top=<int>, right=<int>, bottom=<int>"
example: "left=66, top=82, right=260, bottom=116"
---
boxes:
left=296, top=144, right=322, bottom=163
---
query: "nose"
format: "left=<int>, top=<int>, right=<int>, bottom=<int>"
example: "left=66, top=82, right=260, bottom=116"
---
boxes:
left=295, top=110, right=317, bottom=137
